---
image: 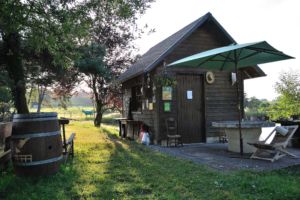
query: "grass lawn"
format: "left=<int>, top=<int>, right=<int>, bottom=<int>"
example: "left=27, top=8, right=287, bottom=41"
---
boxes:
left=1, top=120, right=300, bottom=199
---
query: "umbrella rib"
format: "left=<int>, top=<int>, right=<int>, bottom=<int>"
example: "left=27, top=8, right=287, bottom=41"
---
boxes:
left=237, top=48, right=243, bottom=58
left=245, top=47, right=288, bottom=57
left=197, top=54, right=220, bottom=67
left=210, top=59, right=233, bottom=62
left=220, top=52, right=233, bottom=71
left=218, top=54, right=235, bottom=62
left=239, top=52, right=261, bottom=61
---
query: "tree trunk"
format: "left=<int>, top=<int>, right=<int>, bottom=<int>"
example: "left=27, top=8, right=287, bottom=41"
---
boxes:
left=27, top=83, right=34, bottom=106
left=3, top=33, right=29, bottom=114
left=94, top=112, right=103, bottom=127
left=37, top=85, right=46, bottom=113
left=94, top=100, right=103, bottom=127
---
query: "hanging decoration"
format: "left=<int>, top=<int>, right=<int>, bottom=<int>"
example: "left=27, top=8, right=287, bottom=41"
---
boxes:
left=205, top=71, right=215, bottom=84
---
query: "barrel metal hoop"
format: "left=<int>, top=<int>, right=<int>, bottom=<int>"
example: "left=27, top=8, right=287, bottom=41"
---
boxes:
left=14, top=155, right=63, bottom=166
left=12, top=131, right=61, bottom=139
left=13, top=117, right=58, bottom=122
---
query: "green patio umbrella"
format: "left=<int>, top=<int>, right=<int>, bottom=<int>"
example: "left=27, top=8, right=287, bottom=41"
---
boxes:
left=167, top=41, right=294, bottom=155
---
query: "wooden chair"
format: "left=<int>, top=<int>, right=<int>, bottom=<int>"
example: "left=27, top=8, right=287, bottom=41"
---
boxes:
left=248, top=125, right=299, bottom=162
left=166, top=117, right=183, bottom=147
left=59, top=118, right=75, bottom=163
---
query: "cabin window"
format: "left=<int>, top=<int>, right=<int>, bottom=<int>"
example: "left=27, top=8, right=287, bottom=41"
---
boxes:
left=131, top=85, right=142, bottom=112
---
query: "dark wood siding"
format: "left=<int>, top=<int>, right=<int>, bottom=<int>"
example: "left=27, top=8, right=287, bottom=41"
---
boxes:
left=121, top=19, right=245, bottom=143
left=163, top=20, right=244, bottom=140
left=177, top=74, right=205, bottom=143
left=122, top=75, right=157, bottom=141
left=165, top=20, right=232, bottom=64
left=205, top=72, right=243, bottom=138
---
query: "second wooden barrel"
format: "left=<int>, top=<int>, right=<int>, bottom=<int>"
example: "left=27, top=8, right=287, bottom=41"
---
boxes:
left=11, top=112, right=63, bottom=176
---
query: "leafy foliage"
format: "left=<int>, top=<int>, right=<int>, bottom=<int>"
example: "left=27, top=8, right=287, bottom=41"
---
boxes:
left=154, top=74, right=177, bottom=87
left=75, top=0, right=153, bottom=126
left=269, top=70, right=300, bottom=119
left=0, top=0, right=91, bottom=113
left=0, top=67, right=13, bottom=120
left=244, top=96, right=270, bottom=119
left=75, top=43, right=121, bottom=126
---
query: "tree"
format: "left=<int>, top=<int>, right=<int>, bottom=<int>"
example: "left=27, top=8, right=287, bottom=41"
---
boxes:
left=244, top=94, right=271, bottom=119
left=244, top=96, right=261, bottom=113
left=76, top=0, right=153, bottom=127
left=0, top=0, right=90, bottom=113
left=75, top=43, right=121, bottom=126
left=0, top=66, right=13, bottom=120
left=269, top=70, right=300, bottom=119
left=26, top=63, right=79, bottom=112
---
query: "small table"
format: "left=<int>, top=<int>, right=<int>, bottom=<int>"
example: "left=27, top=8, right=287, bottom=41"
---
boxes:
left=115, top=118, right=142, bottom=139
left=212, top=121, right=275, bottom=153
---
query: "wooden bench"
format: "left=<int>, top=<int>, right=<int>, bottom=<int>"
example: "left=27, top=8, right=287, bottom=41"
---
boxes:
left=115, top=118, right=143, bottom=140
left=59, top=118, right=75, bottom=163
left=63, top=133, right=75, bottom=162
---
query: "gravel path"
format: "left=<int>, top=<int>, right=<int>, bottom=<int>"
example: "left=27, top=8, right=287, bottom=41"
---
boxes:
left=147, top=143, right=300, bottom=171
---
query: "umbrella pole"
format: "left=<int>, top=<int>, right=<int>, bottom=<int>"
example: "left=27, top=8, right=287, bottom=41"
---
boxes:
left=234, top=58, right=243, bottom=156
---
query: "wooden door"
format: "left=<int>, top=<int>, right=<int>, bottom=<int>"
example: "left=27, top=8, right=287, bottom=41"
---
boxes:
left=177, top=74, right=205, bottom=143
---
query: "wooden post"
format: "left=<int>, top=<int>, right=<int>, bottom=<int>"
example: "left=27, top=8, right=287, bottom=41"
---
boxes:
left=234, top=51, right=243, bottom=155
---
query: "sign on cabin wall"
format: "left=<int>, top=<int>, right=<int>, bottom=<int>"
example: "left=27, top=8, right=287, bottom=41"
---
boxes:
left=187, top=90, right=193, bottom=100
left=164, top=102, right=171, bottom=112
left=162, top=86, right=172, bottom=100
left=148, top=102, right=153, bottom=110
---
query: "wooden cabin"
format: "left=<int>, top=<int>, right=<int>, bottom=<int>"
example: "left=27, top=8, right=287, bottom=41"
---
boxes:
left=118, top=12, right=265, bottom=144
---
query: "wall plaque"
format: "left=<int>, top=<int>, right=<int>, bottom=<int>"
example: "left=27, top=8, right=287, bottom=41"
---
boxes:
left=162, top=86, right=172, bottom=100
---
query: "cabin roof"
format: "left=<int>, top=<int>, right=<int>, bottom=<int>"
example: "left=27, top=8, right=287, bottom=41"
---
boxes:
left=118, top=12, right=265, bottom=83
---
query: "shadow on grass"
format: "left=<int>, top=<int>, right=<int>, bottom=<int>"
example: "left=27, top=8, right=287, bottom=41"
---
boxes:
left=96, top=127, right=222, bottom=199
left=99, top=126, right=300, bottom=199
left=0, top=160, right=82, bottom=200
left=2, top=121, right=300, bottom=199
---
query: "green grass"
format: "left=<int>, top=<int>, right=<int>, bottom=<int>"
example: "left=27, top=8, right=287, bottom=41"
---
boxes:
left=29, top=106, right=96, bottom=120
left=1, top=119, right=300, bottom=199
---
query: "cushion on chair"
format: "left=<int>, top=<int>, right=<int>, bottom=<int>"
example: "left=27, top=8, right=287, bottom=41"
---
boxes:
left=275, top=126, right=289, bottom=136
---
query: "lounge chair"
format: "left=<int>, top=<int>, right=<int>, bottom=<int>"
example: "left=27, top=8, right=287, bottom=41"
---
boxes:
left=248, top=125, right=299, bottom=162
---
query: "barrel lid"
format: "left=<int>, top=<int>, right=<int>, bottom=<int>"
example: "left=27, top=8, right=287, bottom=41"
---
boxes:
left=13, top=112, right=58, bottom=119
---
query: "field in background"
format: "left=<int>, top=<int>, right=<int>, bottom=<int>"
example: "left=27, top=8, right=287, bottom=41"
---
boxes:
left=29, top=106, right=121, bottom=122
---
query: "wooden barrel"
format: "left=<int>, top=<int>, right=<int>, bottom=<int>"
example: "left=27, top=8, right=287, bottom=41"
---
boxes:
left=11, top=112, right=63, bottom=176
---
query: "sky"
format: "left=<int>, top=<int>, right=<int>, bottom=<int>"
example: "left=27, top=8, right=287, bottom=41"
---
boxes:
left=134, top=0, right=300, bottom=100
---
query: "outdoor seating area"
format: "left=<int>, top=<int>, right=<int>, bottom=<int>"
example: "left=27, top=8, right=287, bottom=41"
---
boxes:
left=249, top=125, right=298, bottom=162
left=1, top=0, right=300, bottom=198
left=149, top=143, right=300, bottom=171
